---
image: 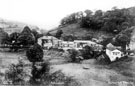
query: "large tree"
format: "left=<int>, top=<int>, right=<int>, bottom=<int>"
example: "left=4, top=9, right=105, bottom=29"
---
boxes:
left=17, top=26, right=35, bottom=46
left=0, top=28, right=9, bottom=45
left=9, top=32, right=20, bottom=44
left=26, top=43, right=50, bottom=84
left=113, top=26, right=134, bottom=50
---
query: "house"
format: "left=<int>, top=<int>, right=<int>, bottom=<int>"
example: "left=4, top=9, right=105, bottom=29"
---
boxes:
left=74, top=40, right=97, bottom=50
left=38, top=37, right=103, bottom=51
left=57, top=40, right=103, bottom=51
left=60, top=41, right=75, bottom=51
left=38, top=36, right=58, bottom=49
left=106, top=43, right=125, bottom=62
left=74, top=40, right=103, bottom=51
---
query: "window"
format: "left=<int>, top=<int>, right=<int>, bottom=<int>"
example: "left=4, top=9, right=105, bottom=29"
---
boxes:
left=112, top=52, right=120, bottom=55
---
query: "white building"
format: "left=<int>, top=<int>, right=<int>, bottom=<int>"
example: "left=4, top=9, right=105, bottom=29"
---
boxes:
left=60, top=41, right=75, bottom=51
left=106, top=43, right=124, bottom=62
left=38, top=36, right=58, bottom=49
left=38, top=36, right=103, bottom=51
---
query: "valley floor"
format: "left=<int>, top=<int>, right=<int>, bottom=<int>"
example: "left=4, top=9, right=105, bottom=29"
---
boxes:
left=0, top=51, right=135, bottom=86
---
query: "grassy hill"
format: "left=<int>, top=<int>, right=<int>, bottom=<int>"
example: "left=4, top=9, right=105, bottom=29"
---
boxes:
left=49, top=24, right=114, bottom=40
left=129, top=7, right=135, bottom=16
left=49, top=6, right=135, bottom=40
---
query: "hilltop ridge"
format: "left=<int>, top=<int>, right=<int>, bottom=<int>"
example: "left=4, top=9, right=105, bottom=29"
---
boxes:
left=0, top=18, right=41, bottom=34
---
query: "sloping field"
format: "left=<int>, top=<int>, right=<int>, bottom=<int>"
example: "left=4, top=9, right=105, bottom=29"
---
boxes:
left=0, top=19, right=39, bottom=34
left=51, top=56, right=135, bottom=86
left=0, top=50, right=135, bottom=86
left=49, top=24, right=114, bottom=39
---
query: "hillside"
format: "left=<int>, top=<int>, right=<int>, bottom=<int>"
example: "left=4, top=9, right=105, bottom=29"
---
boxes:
left=49, top=6, right=135, bottom=40
left=49, top=24, right=114, bottom=40
left=129, top=7, right=135, bottom=16
left=0, top=18, right=41, bottom=34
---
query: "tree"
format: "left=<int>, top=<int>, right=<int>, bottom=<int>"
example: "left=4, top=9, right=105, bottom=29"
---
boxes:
left=94, top=10, right=103, bottom=17
left=76, top=11, right=84, bottom=19
left=79, top=8, right=134, bottom=33
left=30, top=62, right=50, bottom=84
left=113, top=26, right=134, bottom=51
left=21, top=26, right=32, bottom=34
left=55, top=29, right=63, bottom=39
left=62, top=34, right=75, bottom=41
left=68, top=49, right=79, bottom=62
left=9, top=32, right=20, bottom=43
left=81, top=45, right=94, bottom=59
left=84, top=9, right=93, bottom=17
left=60, top=11, right=84, bottom=25
left=26, top=43, right=43, bottom=62
left=17, top=26, right=35, bottom=46
left=1, top=31, right=9, bottom=45
left=0, top=28, right=9, bottom=45
left=121, top=22, right=129, bottom=30
left=115, top=34, right=129, bottom=49
left=26, top=43, right=50, bottom=84
left=7, top=32, right=21, bottom=51
left=46, top=32, right=52, bottom=36
left=31, top=29, right=43, bottom=43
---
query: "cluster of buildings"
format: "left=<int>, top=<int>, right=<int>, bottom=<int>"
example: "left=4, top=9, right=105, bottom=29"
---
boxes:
left=37, top=36, right=103, bottom=51
left=37, top=35, right=130, bottom=62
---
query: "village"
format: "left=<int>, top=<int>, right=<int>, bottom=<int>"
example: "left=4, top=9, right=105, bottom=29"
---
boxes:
left=0, top=3, right=135, bottom=86
left=0, top=25, right=134, bottom=86
left=37, top=34, right=131, bottom=63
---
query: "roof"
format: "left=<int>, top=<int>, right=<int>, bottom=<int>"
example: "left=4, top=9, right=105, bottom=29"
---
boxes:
left=62, top=41, right=74, bottom=44
left=39, top=36, right=58, bottom=40
left=112, top=49, right=121, bottom=52
left=74, top=40, right=96, bottom=44
left=106, top=43, right=122, bottom=51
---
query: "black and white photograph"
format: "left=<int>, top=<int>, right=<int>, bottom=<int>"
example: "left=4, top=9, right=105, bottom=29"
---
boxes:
left=0, top=0, right=135, bottom=86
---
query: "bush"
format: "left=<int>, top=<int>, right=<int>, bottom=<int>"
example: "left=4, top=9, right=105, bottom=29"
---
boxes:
left=81, top=45, right=94, bottom=59
left=5, top=60, right=30, bottom=85
left=67, top=49, right=81, bottom=62
left=5, top=59, right=50, bottom=85
left=30, top=61, right=50, bottom=85
left=49, top=70, right=81, bottom=86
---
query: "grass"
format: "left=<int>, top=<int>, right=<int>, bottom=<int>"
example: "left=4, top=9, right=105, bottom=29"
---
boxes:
left=0, top=50, right=135, bottom=86
left=49, top=23, right=114, bottom=39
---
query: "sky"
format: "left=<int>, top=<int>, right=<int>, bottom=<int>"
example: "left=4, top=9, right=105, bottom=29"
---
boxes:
left=0, top=0, right=135, bottom=30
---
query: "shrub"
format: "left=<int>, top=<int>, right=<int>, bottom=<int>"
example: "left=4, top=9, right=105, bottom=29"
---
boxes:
left=5, top=60, right=29, bottom=85
left=81, top=45, right=94, bottom=59
left=30, top=61, right=50, bottom=85
left=67, top=49, right=81, bottom=62
left=49, top=70, right=81, bottom=86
